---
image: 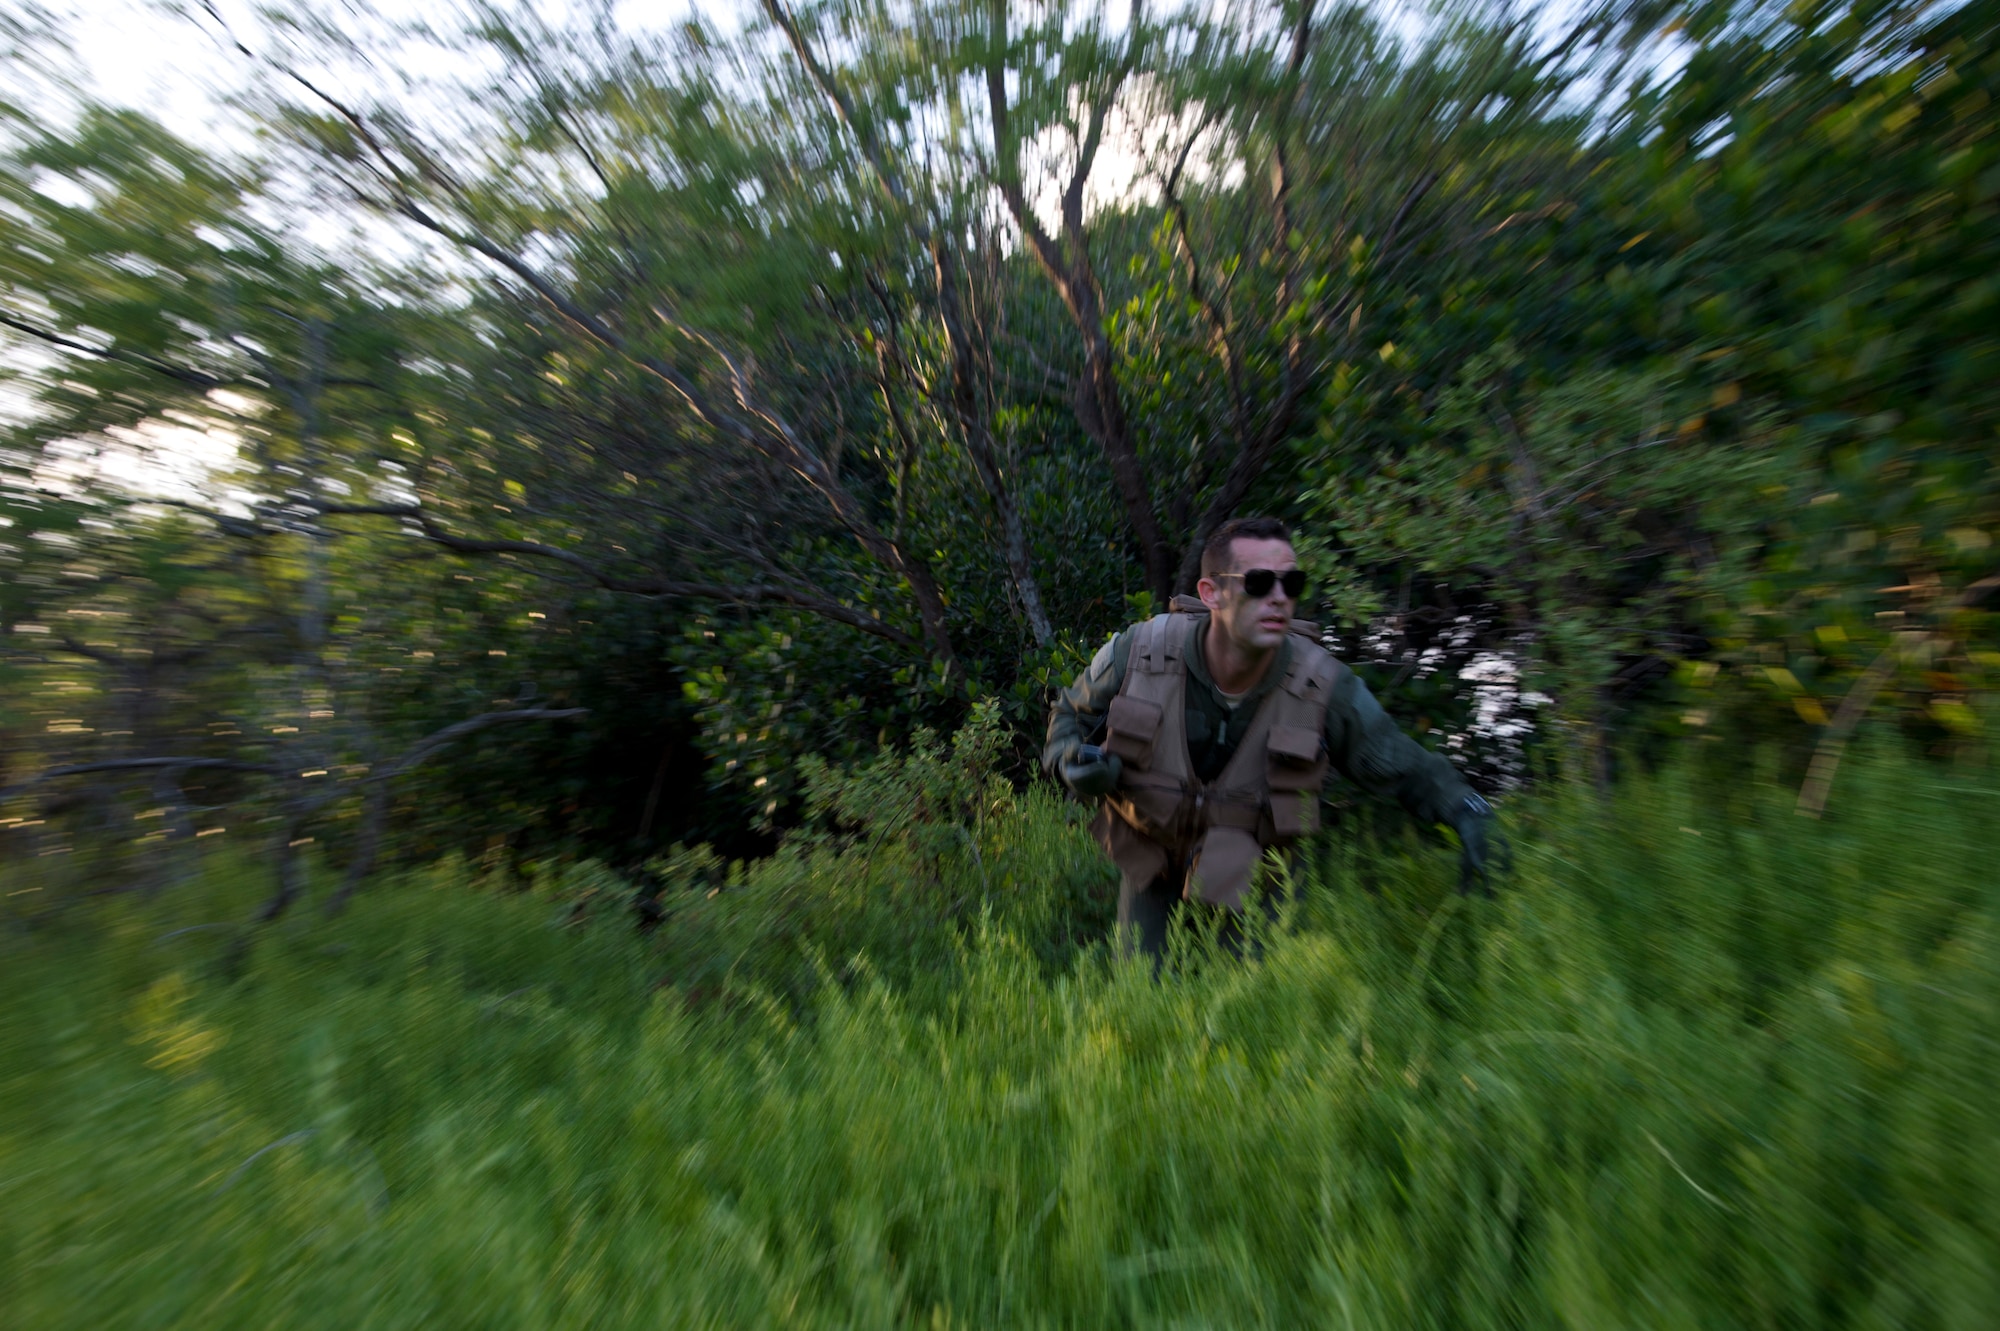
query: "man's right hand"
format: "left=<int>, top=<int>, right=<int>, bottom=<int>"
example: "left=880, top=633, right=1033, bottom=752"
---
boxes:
left=1059, top=744, right=1123, bottom=799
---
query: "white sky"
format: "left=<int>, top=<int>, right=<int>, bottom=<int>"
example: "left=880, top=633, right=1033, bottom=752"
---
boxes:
left=47, top=0, right=703, bottom=142
left=34, top=1, right=258, bottom=146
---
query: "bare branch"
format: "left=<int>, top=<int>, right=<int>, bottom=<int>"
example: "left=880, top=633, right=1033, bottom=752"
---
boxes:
left=213, top=4, right=953, bottom=666
left=390, top=196, right=769, bottom=448
left=324, top=706, right=587, bottom=915
left=0, top=310, right=231, bottom=390
left=761, top=4, right=1051, bottom=645
left=982, top=0, right=1171, bottom=598
left=54, top=634, right=125, bottom=667
left=383, top=195, right=956, bottom=658
left=310, top=502, right=421, bottom=518
left=761, top=0, right=916, bottom=218
left=151, top=496, right=278, bottom=538
left=0, top=757, right=278, bottom=804
left=376, top=707, right=588, bottom=781
left=1061, top=0, right=1144, bottom=241
left=320, top=503, right=922, bottom=648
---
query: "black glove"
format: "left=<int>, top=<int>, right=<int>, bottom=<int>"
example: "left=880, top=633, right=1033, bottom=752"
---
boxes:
left=1450, top=792, right=1508, bottom=896
left=1059, top=744, right=1123, bottom=799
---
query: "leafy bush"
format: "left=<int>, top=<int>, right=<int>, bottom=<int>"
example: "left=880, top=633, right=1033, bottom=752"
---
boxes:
left=638, top=700, right=1115, bottom=1012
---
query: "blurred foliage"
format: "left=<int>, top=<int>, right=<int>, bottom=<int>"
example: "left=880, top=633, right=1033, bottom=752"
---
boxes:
left=1, top=0, right=1996, bottom=892
left=1303, top=0, right=2000, bottom=774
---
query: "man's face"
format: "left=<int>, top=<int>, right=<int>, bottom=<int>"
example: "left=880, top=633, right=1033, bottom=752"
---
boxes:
left=1197, top=537, right=1299, bottom=654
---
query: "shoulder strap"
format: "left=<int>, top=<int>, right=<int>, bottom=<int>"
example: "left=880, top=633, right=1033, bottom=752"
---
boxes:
left=1279, top=633, right=1342, bottom=704
left=1127, top=613, right=1195, bottom=677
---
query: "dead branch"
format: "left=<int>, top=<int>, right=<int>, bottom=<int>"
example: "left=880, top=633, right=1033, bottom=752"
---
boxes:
left=0, top=757, right=279, bottom=804
left=318, top=503, right=920, bottom=648
left=324, top=707, right=587, bottom=915
left=0, top=310, right=234, bottom=390
left=378, top=707, right=588, bottom=781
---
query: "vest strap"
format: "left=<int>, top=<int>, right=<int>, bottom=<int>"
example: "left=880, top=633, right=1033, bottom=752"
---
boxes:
left=1200, top=793, right=1264, bottom=831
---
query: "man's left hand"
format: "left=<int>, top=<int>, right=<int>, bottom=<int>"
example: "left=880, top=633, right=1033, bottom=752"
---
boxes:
left=1451, top=793, right=1508, bottom=896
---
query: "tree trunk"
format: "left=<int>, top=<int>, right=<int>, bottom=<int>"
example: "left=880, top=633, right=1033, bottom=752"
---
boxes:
left=258, top=813, right=311, bottom=922
left=933, top=243, right=1054, bottom=645
left=144, top=768, right=198, bottom=896
left=1072, top=322, right=1175, bottom=604
left=638, top=737, right=674, bottom=841
left=325, top=782, right=388, bottom=917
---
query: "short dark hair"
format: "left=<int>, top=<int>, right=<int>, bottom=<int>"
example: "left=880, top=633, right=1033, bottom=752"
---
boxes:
left=1200, top=516, right=1292, bottom=580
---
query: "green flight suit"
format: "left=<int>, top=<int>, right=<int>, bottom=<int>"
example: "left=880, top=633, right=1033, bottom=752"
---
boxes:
left=1043, top=611, right=1475, bottom=954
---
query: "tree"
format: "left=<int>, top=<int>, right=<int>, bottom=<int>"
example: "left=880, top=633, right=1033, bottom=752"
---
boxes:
left=0, top=105, right=584, bottom=916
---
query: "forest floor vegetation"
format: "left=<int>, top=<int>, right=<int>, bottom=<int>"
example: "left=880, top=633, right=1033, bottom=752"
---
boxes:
left=2, top=736, right=1996, bottom=1328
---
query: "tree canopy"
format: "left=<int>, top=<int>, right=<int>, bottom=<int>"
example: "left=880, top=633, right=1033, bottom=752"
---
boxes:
left=3, top=0, right=1995, bottom=907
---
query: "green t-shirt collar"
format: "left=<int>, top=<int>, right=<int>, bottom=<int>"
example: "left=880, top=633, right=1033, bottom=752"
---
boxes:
left=1185, top=613, right=1291, bottom=711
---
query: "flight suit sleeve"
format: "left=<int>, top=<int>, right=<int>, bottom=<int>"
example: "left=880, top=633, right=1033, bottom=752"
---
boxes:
left=1042, top=629, right=1134, bottom=780
left=1322, top=666, right=1475, bottom=826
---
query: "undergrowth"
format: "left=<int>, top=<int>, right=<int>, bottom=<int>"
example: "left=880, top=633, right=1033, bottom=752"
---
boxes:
left=1, top=724, right=1995, bottom=1329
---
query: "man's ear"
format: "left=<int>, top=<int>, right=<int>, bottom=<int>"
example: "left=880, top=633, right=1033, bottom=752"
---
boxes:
left=1197, top=576, right=1225, bottom=611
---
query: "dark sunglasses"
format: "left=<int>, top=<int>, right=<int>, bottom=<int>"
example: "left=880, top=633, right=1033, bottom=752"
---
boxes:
left=1217, top=568, right=1307, bottom=600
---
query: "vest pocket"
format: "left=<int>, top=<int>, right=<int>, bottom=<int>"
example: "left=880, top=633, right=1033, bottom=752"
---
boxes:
left=1104, top=694, right=1163, bottom=767
left=1266, top=724, right=1322, bottom=769
left=1268, top=789, right=1320, bottom=839
left=1186, top=826, right=1263, bottom=911
left=1266, top=725, right=1325, bottom=839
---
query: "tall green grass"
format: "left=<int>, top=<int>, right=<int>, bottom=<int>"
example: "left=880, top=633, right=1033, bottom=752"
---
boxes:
left=2, top=738, right=1995, bottom=1328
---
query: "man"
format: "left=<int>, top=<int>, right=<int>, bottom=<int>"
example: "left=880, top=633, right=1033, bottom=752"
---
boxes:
left=1042, top=516, right=1499, bottom=959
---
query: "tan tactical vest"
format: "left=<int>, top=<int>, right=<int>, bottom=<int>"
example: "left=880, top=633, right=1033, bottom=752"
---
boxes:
left=1094, top=596, right=1339, bottom=910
